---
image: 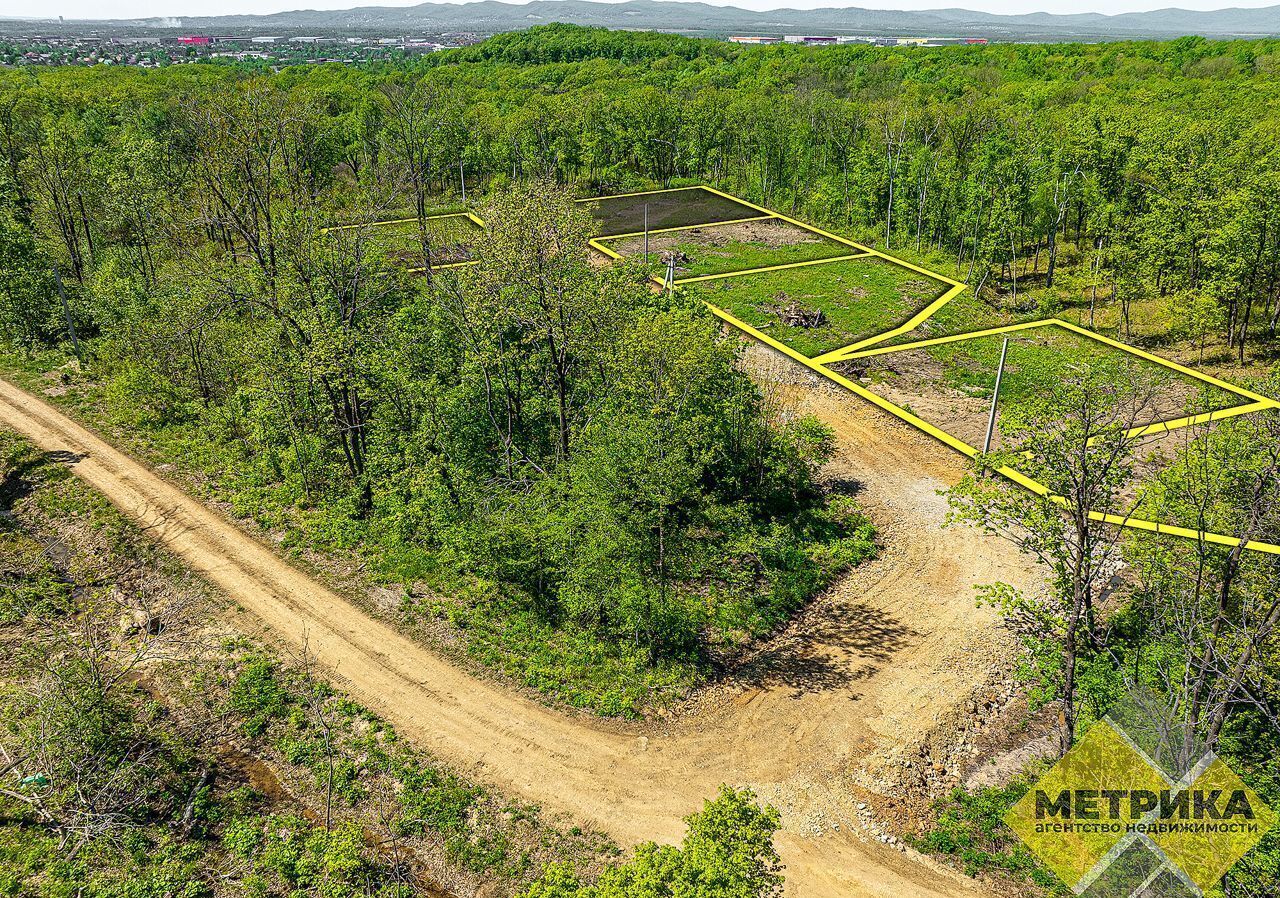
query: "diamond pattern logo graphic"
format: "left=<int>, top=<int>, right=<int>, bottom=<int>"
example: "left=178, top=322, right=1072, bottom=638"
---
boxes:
left=1005, top=719, right=1275, bottom=896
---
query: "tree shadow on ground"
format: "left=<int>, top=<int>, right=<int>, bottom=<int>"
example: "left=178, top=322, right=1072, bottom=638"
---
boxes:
left=736, top=599, right=919, bottom=700
left=822, top=475, right=866, bottom=499
left=0, top=449, right=85, bottom=515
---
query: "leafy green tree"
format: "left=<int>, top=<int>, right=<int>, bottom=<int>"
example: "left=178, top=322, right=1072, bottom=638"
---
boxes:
left=523, top=786, right=783, bottom=898
left=0, top=211, right=56, bottom=348
left=946, top=368, right=1162, bottom=754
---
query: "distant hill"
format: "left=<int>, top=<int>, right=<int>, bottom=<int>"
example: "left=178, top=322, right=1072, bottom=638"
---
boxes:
left=15, top=0, right=1280, bottom=40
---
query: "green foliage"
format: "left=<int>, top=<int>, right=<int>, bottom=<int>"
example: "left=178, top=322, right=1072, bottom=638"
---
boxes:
left=0, top=435, right=616, bottom=897
left=0, top=212, right=59, bottom=350
left=229, top=658, right=294, bottom=736
left=522, top=786, right=783, bottom=898
left=911, top=777, right=1062, bottom=890
left=223, top=815, right=384, bottom=897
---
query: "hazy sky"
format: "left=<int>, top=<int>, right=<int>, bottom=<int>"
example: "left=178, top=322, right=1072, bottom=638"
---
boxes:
left=6, top=0, right=1276, bottom=23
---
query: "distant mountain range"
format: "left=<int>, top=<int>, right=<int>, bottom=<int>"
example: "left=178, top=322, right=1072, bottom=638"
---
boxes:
left=16, top=0, right=1280, bottom=40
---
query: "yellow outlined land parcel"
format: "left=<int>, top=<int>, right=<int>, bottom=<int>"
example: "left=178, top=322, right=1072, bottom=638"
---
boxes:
left=339, top=185, right=1280, bottom=553
left=579, top=185, right=1280, bottom=555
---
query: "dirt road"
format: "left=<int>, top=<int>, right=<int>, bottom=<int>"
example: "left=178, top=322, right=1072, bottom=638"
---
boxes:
left=0, top=359, right=1040, bottom=898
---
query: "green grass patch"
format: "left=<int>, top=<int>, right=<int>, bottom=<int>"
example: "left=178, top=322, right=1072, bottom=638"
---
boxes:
left=329, top=213, right=482, bottom=268
left=911, top=776, right=1064, bottom=892
left=921, top=325, right=1244, bottom=417
left=600, top=218, right=854, bottom=280
left=689, top=256, right=949, bottom=358
left=367, top=214, right=482, bottom=267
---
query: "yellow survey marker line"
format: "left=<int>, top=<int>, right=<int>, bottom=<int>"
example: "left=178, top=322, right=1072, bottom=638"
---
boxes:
left=818, top=317, right=1051, bottom=363
left=703, top=301, right=1280, bottom=555
left=811, top=282, right=973, bottom=363
left=596, top=215, right=776, bottom=241
left=577, top=185, right=703, bottom=202
left=1128, top=401, right=1276, bottom=439
left=673, top=253, right=872, bottom=286
left=588, top=237, right=624, bottom=260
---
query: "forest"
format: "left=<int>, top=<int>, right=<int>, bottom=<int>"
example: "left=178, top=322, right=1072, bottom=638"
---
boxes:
left=0, top=23, right=1279, bottom=898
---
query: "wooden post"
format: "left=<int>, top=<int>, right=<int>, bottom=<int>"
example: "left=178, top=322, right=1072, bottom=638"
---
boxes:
left=644, top=203, right=649, bottom=264
left=982, top=336, right=1010, bottom=459
left=459, top=162, right=466, bottom=203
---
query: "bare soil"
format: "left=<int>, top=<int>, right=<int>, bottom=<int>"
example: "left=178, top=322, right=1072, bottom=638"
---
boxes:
left=585, top=188, right=760, bottom=237
left=842, top=348, right=1216, bottom=451
left=609, top=218, right=826, bottom=256
left=0, top=363, right=1045, bottom=898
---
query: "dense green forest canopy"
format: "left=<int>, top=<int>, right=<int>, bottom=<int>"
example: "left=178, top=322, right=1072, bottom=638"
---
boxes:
left=5, top=26, right=1280, bottom=356
left=2, top=23, right=1280, bottom=898
left=2, top=23, right=1280, bottom=713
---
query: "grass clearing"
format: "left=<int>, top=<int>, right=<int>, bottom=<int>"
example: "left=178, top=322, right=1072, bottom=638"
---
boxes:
left=846, top=324, right=1249, bottom=450
left=599, top=217, right=855, bottom=280
left=359, top=213, right=483, bottom=268
left=690, top=255, right=950, bottom=358
left=582, top=187, right=762, bottom=237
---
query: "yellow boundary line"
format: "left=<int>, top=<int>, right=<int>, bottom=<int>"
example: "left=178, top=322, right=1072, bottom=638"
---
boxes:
left=406, top=260, right=478, bottom=274
left=588, top=237, right=624, bottom=261
left=577, top=185, right=705, bottom=202
left=323, top=210, right=482, bottom=234
left=673, top=253, right=873, bottom=285
left=594, top=214, right=776, bottom=241
left=595, top=185, right=1280, bottom=555
left=702, top=301, right=1280, bottom=555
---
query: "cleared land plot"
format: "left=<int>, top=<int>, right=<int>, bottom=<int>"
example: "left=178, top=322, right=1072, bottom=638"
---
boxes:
left=691, top=256, right=950, bottom=358
left=597, top=218, right=855, bottom=280
left=840, top=324, right=1249, bottom=450
left=1127, top=411, right=1280, bottom=545
left=357, top=214, right=483, bottom=269
left=582, top=187, right=763, bottom=237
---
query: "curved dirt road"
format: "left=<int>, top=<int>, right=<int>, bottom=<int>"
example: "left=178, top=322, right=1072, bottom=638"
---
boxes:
left=0, top=358, right=1040, bottom=898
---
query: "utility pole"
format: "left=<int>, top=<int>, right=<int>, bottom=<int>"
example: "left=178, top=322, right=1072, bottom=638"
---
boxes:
left=52, top=266, right=80, bottom=361
left=643, top=203, right=649, bottom=264
left=982, top=337, right=1010, bottom=461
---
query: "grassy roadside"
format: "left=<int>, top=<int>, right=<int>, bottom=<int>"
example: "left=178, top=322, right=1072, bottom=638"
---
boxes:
left=0, top=348, right=876, bottom=719
left=0, top=429, right=618, bottom=898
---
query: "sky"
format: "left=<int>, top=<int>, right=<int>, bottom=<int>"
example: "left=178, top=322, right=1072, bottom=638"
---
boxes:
left=4, top=0, right=1276, bottom=24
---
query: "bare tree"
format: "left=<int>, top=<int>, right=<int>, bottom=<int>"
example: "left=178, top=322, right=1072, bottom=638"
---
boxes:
left=946, top=362, right=1163, bottom=755
left=1129, top=404, right=1280, bottom=764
